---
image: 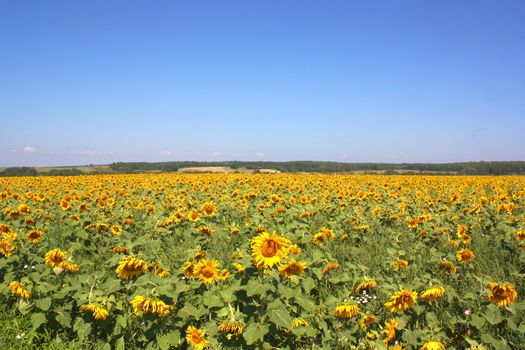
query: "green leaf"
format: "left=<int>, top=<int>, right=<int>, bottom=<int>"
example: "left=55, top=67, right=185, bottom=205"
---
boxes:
left=31, top=313, right=46, bottom=330
left=115, top=336, right=125, bottom=350
left=203, top=294, right=223, bottom=309
left=243, top=322, right=269, bottom=345
left=267, top=306, right=293, bottom=329
left=156, top=331, right=181, bottom=350
left=295, top=294, right=316, bottom=312
left=178, top=304, right=205, bottom=320
left=73, top=317, right=92, bottom=338
left=36, top=297, right=52, bottom=311
left=484, top=304, right=504, bottom=325
left=470, top=314, right=486, bottom=329
left=302, top=277, right=316, bottom=293
left=56, top=310, right=72, bottom=328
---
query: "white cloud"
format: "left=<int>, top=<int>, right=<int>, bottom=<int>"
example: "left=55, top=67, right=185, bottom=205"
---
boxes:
left=211, top=152, right=223, bottom=157
left=160, top=150, right=175, bottom=156
left=255, top=151, right=265, bottom=157
left=341, top=154, right=348, bottom=159
left=68, top=150, right=114, bottom=155
left=22, top=146, right=37, bottom=153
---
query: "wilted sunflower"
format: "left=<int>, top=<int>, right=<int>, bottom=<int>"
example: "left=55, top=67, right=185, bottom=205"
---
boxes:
left=194, top=259, right=221, bottom=284
left=291, top=318, right=309, bottom=328
left=26, top=229, right=43, bottom=244
left=152, top=262, right=170, bottom=278
left=112, top=246, right=129, bottom=254
left=251, top=231, right=291, bottom=269
left=356, top=279, right=378, bottom=294
left=421, top=286, right=445, bottom=302
left=359, top=314, right=377, bottom=328
left=9, top=281, right=31, bottom=300
left=186, top=326, right=207, bottom=350
left=218, top=320, right=244, bottom=335
left=385, top=289, right=418, bottom=313
left=515, top=230, right=525, bottom=241
left=279, top=259, right=307, bottom=279
left=438, top=260, right=457, bottom=273
left=131, top=295, right=172, bottom=316
left=456, top=248, right=475, bottom=264
left=393, top=259, right=409, bottom=270
left=420, top=340, right=445, bottom=350
left=313, top=227, right=336, bottom=246
left=322, top=262, right=340, bottom=274
left=80, top=303, right=109, bottom=320
left=335, top=303, right=361, bottom=318
left=383, top=318, right=399, bottom=344
left=487, top=283, right=518, bottom=307
left=115, top=256, right=148, bottom=280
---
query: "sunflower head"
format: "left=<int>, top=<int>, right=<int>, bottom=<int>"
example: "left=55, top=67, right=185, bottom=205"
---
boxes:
left=421, top=286, right=445, bottom=302
left=251, top=231, right=291, bottom=269
left=385, top=289, right=418, bottom=313
left=335, top=303, right=361, bottom=318
left=186, top=326, right=207, bottom=350
left=487, top=283, right=518, bottom=307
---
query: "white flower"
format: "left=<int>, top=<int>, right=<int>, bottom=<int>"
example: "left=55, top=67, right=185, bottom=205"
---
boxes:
left=464, top=309, right=472, bottom=316
left=24, top=264, right=28, bottom=269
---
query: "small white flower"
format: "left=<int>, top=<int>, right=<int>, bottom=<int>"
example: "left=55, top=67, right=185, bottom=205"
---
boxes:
left=24, top=264, right=28, bottom=269
left=464, top=309, right=472, bottom=316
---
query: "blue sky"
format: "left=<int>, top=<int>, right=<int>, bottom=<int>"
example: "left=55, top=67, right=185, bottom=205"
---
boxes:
left=1, top=0, right=524, bottom=166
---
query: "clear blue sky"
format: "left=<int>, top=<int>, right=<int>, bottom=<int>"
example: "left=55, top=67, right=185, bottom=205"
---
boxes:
left=1, top=0, right=524, bottom=166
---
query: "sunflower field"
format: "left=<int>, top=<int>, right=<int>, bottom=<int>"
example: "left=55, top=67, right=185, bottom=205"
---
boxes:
left=1, top=174, right=524, bottom=349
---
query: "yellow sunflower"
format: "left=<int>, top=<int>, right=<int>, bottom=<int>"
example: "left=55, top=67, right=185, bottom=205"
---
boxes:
left=27, top=229, right=43, bottom=244
left=9, top=281, right=31, bottom=300
left=251, top=231, right=291, bottom=269
left=487, top=283, right=518, bottom=307
left=201, top=202, right=218, bottom=217
left=186, top=326, right=207, bottom=350
left=80, top=303, right=109, bottom=320
left=278, top=259, right=307, bottom=279
left=218, top=321, right=244, bottom=335
left=355, top=278, right=378, bottom=294
left=383, top=318, right=399, bottom=344
left=335, top=303, right=361, bottom=318
left=194, top=259, right=221, bottom=284
left=421, top=286, right=445, bottom=302
left=456, top=248, right=475, bottom=264
left=359, top=314, right=378, bottom=328
left=420, top=340, right=445, bottom=350
left=115, top=256, right=148, bottom=280
left=385, top=289, right=418, bottom=313
left=130, top=295, right=172, bottom=316
left=45, top=248, right=67, bottom=267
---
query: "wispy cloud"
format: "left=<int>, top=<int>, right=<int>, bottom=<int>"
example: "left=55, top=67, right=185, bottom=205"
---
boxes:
left=211, top=152, right=223, bottom=157
left=19, top=146, right=38, bottom=153
left=160, top=150, right=176, bottom=156
left=255, top=151, right=265, bottom=157
left=67, top=150, right=114, bottom=155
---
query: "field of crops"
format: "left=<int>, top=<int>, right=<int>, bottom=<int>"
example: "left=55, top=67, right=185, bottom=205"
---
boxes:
left=1, top=174, right=524, bottom=349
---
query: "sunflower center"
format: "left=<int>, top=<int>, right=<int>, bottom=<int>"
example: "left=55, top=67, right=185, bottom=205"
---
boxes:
left=191, top=332, right=204, bottom=343
left=201, top=265, right=215, bottom=278
left=261, top=239, right=278, bottom=257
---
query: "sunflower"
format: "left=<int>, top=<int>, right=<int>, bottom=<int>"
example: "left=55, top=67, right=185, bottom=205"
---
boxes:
left=194, top=259, right=221, bottom=284
left=45, top=248, right=67, bottom=267
left=182, top=261, right=197, bottom=279
left=359, top=314, right=378, bottom=329
left=420, top=340, right=445, bottom=350
left=356, top=279, right=378, bottom=294
left=456, top=248, right=475, bottom=264
left=393, top=259, right=409, bottom=270
left=251, top=231, right=291, bottom=269
left=385, top=289, right=418, bottom=313
left=291, top=318, right=309, bottom=328
left=27, top=229, right=43, bottom=244
left=322, top=262, right=340, bottom=274
left=438, top=260, right=457, bottom=273
left=188, top=210, right=200, bottom=222
left=130, top=295, right=172, bottom=316
left=383, top=318, right=399, bottom=344
left=487, top=283, right=518, bottom=307
left=9, top=281, right=31, bottom=300
left=111, top=225, right=122, bottom=235
left=515, top=230, right=525, bottom=241
left=115, top=256, right=148, bottom=280
left=152, top=262, right=170, bottom=278
left=335, top=303, right=361, bottom=318
left=279, top=259, right=307, bottom=279
left=112, top=246, right=129, bottom=254
left=201, top=202, right=218, bottom=217
left=80, top=304, right=109, bottom=320
left=186, top=326, right=207, bottom=350
left=218, top=321, right=244, bottom=335
left=421, top=286, right=445, bottom=302
left=313, top=227, right=336, bottom=246
left=233, top=263, right=246, bottom=273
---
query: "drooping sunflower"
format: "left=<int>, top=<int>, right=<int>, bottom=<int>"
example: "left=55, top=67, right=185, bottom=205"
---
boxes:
left=130, top=295, right=172, bottom=316
left=322, top=262, right=340, bottom=274
left=421, top=286, right=445, bottom=302
left=112, top=246, right=129, bottom=254
left=80, top=303, right=109, bottom=320
left=251, top=231, right=291, bottom=269
left=186, top=326, right=207, bottom=350
left=385, top=289, right=418, bottom=313
left=9, top=281, right=31, bottom=300
left=291, top=318, right=309, bottom=328
left=356, top=279, right=378, bottom=294
left=438, top=260, right=457, bottom=273
left=26, top=229, right=43, bottom=244
left=456, top=248, right=475, bottom=264
left=193, top=259, right=221, bottom=284
left=487, top=283, right=518, bottom=307
left=279, top=259, right=307, bottom=279
left=335, top=303, right=361, bottom=318
left=115, top=256, right=148, bottom=280
left=383, top=318, right=399, bottom=344
left=152, top=262, right=170, bottom=278
left=359, top=314, right=378, bottom=329
left=420, top=340, right=445, bottom=350
left=218, top=321, right=244, bottom=335
left=313, top=227, right=336, bottom=246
